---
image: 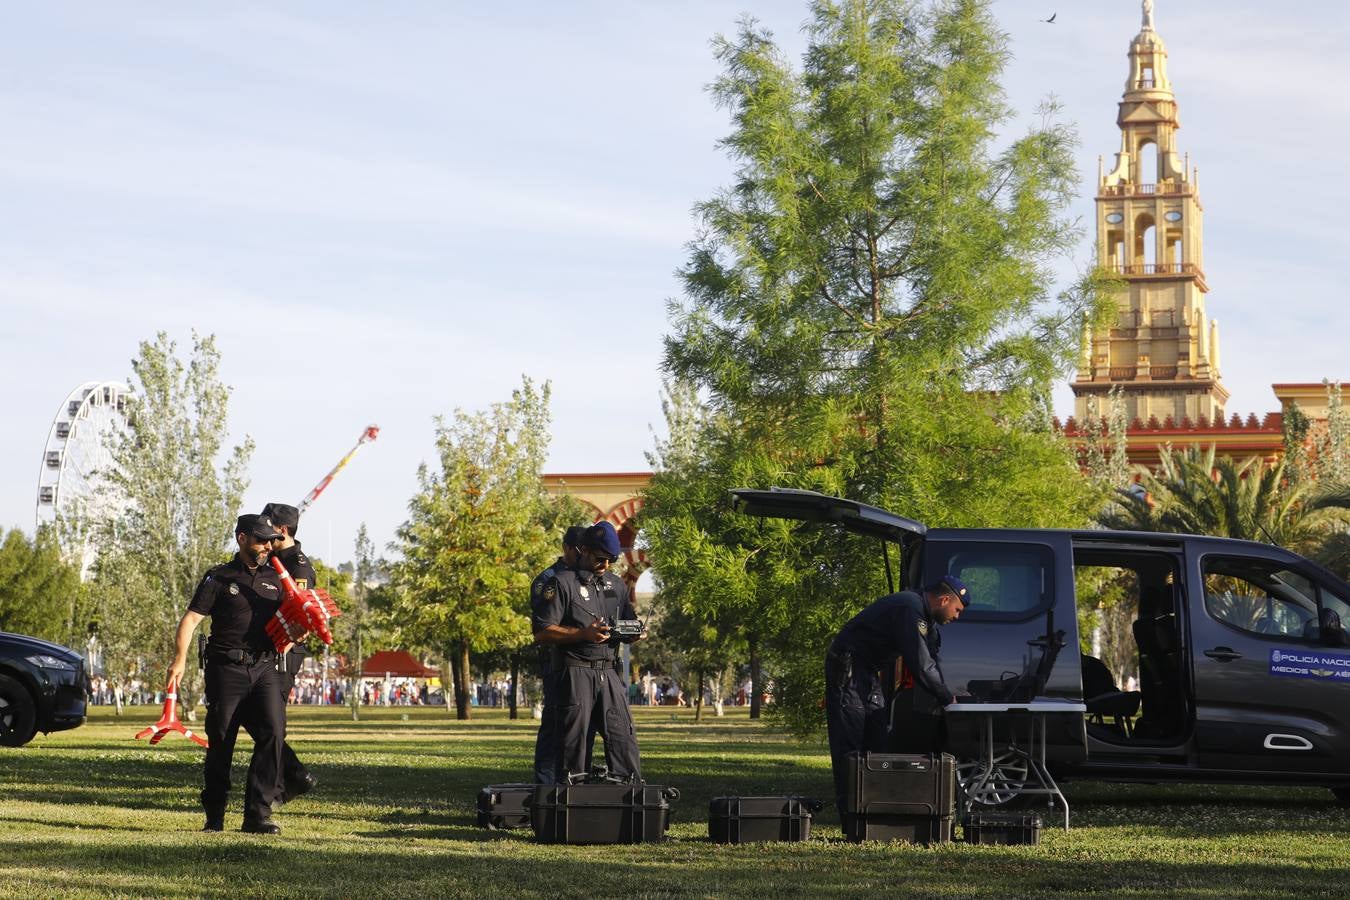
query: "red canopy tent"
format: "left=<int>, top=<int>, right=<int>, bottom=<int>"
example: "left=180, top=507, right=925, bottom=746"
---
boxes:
left=358, top=650, right=440, bottom=679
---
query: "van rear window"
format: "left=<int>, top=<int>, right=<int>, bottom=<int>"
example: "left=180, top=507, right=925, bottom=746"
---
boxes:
left=927, top=542, right=1054, bottom=622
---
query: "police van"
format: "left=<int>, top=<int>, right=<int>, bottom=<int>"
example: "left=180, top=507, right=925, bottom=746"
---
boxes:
left=732, top=488, right=1350, bottom=805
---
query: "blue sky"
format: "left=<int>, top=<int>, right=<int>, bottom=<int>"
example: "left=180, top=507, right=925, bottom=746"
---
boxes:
left=2, top=1, right=1346, bottom=562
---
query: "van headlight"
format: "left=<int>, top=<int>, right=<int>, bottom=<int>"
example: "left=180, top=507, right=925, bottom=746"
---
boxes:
left=27, top=654, right=77, bottom=671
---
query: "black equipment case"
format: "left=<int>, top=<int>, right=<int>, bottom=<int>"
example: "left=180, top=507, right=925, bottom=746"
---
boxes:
left=476, top=783, right=536, bottom=830
left=531, top=783, right=680, bottom=844
left=962, top=812, right=1042, bottom=846
left=708, top=796, right=822, bottom=844
left=843, top=753, right=956, bottom=844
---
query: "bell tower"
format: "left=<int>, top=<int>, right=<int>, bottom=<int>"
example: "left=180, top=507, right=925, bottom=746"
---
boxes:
left=1072, top=0, right=1228, bottom=424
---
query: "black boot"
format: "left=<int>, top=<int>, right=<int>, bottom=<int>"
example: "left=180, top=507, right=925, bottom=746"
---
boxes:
left=281, top=770, right=318, bottom=803
left=202, top=809, right=225, bottom=832
left=240, top=817, right=281, bottom=835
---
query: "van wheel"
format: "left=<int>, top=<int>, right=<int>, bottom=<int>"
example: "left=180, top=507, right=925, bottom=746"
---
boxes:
left=1333, top=787, right=1350, bottom=806
left=0, top=674, right=38, bottom=747
left=957, top=751, right=1033, bottom=809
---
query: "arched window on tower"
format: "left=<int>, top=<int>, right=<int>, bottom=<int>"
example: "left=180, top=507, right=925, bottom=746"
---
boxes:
left=1134, top=212, right=1157, bottom=271
left=1137, top=140, right=1159, bottom=187
left=1140, top=65, right=1155, bottom=89
left=1166, top=229, right=1183, bottom=270
left=1107, top=228, right=1125, bottom=272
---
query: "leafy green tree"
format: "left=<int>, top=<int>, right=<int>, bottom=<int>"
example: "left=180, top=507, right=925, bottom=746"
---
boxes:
left=650, top=0, right=1108, bottom=733
left=91, top=332, right=253, bottom=710
left=0, top=527, right=82, bottom=644
left=651, top=598, right=746, bottom=722
left=1312, top=381, right=1349, bottom=485
left=1080, top=387, right=1131, bottom=494
left=643, top=382, right=825, bottom=721
left=343, top=524, right=377, bottom=720
left=387, top=378, right=557, bottom=720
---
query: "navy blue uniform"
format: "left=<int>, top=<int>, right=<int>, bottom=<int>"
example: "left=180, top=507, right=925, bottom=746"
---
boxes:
left=189, top=555, right=287, bottom=825
left=533, top=568, right=641, bottom=781
left=825, top=591, right=955, bottom=814
left=529, top=557, right=566, bottom=784
left=246, top=541, right=314, bottom=803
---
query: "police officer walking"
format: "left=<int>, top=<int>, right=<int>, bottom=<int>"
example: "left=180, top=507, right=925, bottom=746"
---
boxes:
left=248, top=502, right=319, bottom=801
left=532, top=522, right=643, bottom=782
left=167, top=514, right=289, bottom=833
left=529, top=525, right=585, bottom=784
left=823, top=575, right=970, bottom=816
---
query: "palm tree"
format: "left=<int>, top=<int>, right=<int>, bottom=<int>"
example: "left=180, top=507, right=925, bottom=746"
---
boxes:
left=1308, top=484, right=1350, bottom=579
left=1096, top=447, right=1350, bottom=556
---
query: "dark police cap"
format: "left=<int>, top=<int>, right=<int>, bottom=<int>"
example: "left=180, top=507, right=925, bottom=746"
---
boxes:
left=929, top=575, right=972, bottom=607
left=261, top=502, right=300, bottom=530
left=236, top=513, right=282, bottom=541
left=563, top=525, right=587, bottom=547
left=581, top=521, right=622, bottom=559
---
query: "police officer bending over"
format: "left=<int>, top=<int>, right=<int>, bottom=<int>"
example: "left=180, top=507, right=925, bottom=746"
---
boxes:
left=246, top=502, right=318, bottom=802
left=532, top=522, right=644, bottom=782
left=824, top=575, right=969, bottom=816
left=529, top=525, right=586, bottom=785
left=167, top=514, right=289, bottom=834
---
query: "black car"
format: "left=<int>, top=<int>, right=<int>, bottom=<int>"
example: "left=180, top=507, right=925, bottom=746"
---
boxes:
left=732, top=488, right=1350, bottom=804
left=0, top=631, right=89, bottom=746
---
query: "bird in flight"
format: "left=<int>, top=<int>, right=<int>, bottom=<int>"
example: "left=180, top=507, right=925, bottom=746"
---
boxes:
left=1041, top=12, right=1057, bottom=23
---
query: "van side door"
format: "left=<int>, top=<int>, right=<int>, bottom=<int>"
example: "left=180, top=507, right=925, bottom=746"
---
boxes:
left=1187, top=545, right=1350, bottom=773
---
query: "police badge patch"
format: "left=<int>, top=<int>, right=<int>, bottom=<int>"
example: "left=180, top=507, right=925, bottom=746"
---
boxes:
left=295, top=579, right=308, bottom=590
left=543, top=583, right=557, bottom=601
left=917, top=620, right=928, bottom=636
left=579, top=587, right=589, bottom=599
left=228, top=583, right=240, bottom=595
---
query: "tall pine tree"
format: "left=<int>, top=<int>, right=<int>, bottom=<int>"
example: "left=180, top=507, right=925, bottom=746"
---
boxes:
left=650, top=0, right=1111, bottom=732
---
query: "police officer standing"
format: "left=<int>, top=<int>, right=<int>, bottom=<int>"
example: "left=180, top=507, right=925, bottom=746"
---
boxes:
left=529, top=525, right=585, bottom=784
left=249, top=502, right=319, bottom=801
left=167, top=514, right=289, bottom=833
left=823, top=575, right=970, bottom=816
left=532, top=522, right=643, bottom=782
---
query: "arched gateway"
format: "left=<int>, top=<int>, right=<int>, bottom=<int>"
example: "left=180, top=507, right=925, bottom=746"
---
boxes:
left=542, top=472, right=652, bottom=591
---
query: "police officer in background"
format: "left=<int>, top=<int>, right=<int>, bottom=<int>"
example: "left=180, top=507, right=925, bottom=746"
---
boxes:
left=823, top=575, right=970, bottom=816
left=167, top=514, right=288, bottom=834
left=532, top=522, right=644, bottom=782
left=529, top=524, right=586, bottom=784
left=250, top=502, right=318, bottom=801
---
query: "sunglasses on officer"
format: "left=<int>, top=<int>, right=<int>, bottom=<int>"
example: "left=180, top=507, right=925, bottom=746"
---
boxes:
left=585, top=547, right=618, bottom=565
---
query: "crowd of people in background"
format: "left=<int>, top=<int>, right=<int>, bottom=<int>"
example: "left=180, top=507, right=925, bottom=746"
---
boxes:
left=88, top=668, right=767, bottom=710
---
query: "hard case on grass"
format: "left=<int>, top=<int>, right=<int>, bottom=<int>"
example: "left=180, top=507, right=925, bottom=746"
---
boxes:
left=843, top=752, right=956, bottom=844
left=708, top=796, right=823, bottom=843
left=962, top=812, right=1042, bottom=846
left=530, top=783, right=680, bottom=844
left=476, top=783, right=536, bottom=830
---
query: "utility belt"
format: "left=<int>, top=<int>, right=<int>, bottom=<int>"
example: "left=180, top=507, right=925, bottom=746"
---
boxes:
left=563, top=657, right=619, bottom=670
left=826, top=646, right=880, bottom=682
left=210, top=647, right=278, bottom=667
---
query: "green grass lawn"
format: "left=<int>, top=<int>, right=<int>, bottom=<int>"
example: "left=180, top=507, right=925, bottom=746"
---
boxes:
left=2, top=705, right=1346, bottom=898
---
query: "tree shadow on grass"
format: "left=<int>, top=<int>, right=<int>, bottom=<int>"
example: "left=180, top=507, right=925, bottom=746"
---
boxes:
left=0, top=834, right=1339, bottom=899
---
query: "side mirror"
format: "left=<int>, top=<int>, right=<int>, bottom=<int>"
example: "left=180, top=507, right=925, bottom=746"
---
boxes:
left=1320, top=608, right=1346, bottom=647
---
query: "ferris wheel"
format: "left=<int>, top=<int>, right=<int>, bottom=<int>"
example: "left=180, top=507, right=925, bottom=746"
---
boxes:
left=35, top=381, right=131, bottom=533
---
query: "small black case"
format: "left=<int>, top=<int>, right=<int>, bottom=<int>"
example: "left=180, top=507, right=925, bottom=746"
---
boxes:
left=531, top=782, right=680, bottom=844
left=962, top=812, right=1042, bottom=845
left=708, top=796, right=822, bottom=843
left=476, top=783, right=536, bottom=830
